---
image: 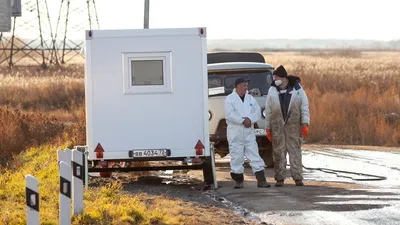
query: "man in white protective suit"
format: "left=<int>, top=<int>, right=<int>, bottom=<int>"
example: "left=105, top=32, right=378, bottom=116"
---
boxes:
left=224, top=77, right=271, bottom=189
left=264, top=65, right=310, bottom=187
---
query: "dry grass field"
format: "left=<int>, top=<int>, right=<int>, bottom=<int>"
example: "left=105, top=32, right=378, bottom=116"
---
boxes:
left=0, top=64, right=86, bottom=162
left=1, top=51, right=400, bottom=160
left=0, top=142, right=257, bottom=224
left=263, top=51, right=400, bottom=146
left=1, top=50, right=400, bottom=224
left=0, top=56, right=260, bottom=224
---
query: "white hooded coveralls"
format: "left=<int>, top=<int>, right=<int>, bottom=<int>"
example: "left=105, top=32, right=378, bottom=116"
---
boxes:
left=264, top=80, right=310, bottom=181
left=225, top=89, right=265, bottom=174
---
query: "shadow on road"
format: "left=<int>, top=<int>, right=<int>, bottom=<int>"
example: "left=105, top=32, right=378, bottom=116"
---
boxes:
left=215, top=166, right=400, bottom=213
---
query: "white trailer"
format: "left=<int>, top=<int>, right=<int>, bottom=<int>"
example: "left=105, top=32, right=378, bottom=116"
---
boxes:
left=83, top=27, right=217, bottom=187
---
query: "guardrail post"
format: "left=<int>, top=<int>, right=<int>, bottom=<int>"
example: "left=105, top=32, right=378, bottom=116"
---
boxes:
left=57, top=148, right=72, bottom=167
left=72, top=149, right=84, bottom=215
left=84, top=148, right=89, bottom=190
left=74, top=146, right=89, bottom=190
left=59, top=161, right=71, bottom=225
left=26, top=175, right=39, bottom=225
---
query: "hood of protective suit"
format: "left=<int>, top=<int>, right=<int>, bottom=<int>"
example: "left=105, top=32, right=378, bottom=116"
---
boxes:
left=271, top=75, right=301, bottom=88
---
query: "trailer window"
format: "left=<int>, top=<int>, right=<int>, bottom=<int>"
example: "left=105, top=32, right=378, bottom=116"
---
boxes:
left=122, top=52, right=172, bottom=94
left=131, top=60, right=164, bottom=86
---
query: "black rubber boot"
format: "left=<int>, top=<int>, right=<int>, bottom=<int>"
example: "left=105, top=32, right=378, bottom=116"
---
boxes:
left=255, top=170, right=271, bottom=188
left=275, top=180, right=284, bottom=187
left=295, top=180, right=304, bottom=186
left=230, top=173, right=244, bottom=189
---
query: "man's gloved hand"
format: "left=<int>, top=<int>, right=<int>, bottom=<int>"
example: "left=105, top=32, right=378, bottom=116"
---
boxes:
left=242, top=117, right=251, bottom=128
left=266, top=129, right=272, bottom=142
left=302, top=125, right=309, bottom=138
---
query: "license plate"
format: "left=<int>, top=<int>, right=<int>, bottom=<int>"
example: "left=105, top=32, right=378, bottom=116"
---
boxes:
left=131, top=149, right=169, bottom=158
left=254, top=129, right=266, bottom=136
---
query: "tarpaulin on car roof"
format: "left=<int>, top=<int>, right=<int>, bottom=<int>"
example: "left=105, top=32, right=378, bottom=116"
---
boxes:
left=207, top=52, right=265, bottom=64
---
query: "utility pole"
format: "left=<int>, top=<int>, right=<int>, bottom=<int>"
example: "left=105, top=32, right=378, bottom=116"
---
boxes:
left=144, top=0, right=149, bottom=29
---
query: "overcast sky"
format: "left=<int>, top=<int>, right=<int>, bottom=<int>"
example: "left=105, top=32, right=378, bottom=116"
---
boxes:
left=10, top=0, right=400, bottom=41
left=92, top=0, right=400, bottom=40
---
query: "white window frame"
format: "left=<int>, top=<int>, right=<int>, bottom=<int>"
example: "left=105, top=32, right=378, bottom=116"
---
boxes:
left=122, top=51, right=172, bottom=94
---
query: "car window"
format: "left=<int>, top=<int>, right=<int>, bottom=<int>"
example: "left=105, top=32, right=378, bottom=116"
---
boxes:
left=208, top=77, right=222, bottom=88
left=208, top=70, right=272, bottom=96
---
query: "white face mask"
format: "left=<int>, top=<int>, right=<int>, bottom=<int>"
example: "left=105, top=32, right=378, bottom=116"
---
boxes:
left=275, top=79, right=282, bottom=86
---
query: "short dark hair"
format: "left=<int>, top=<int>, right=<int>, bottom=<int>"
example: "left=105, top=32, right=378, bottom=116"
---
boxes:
left=235, top=77, right=251, bottom=86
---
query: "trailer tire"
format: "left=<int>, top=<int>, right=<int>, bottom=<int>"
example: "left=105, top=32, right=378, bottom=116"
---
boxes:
left=255, top=135, right=273, bottom=168
left=259, top=147, right=273, bottom=168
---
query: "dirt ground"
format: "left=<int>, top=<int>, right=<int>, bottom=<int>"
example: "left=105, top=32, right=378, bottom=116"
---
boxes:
left=89, top=172, right=262, bottom=225
left=189, top=147, right=400, bottom=225
left=91, top=146, right=400, bottom=225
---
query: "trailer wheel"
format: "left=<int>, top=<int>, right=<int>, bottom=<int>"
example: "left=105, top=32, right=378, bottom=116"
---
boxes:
left=259, top=140, right=274, bottom=168
left=99, top=161, right=112, bottom=177
left=100, top=171, right=112, bottom=177
left=257, top=136, right=274, bottom=168
left=260, top=148, right=274, bottom=168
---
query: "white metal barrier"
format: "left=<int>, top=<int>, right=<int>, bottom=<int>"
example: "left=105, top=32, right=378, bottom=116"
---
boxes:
left=72, top=149, right=84, bottom=215
left=59, top=161, right=71, bottom=225
left=26, top=147, right=86, bottom=225
left=25, top=175, right=39, bottom=225
left=25, top=146, right=218, bottom=223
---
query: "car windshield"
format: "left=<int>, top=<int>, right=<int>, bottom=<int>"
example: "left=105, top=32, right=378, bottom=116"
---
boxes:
left=208, top=70, right=272, bottom=96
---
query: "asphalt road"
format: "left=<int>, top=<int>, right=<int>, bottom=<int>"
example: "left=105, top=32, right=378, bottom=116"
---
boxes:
left=189, top=147, right=400, bottom=225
